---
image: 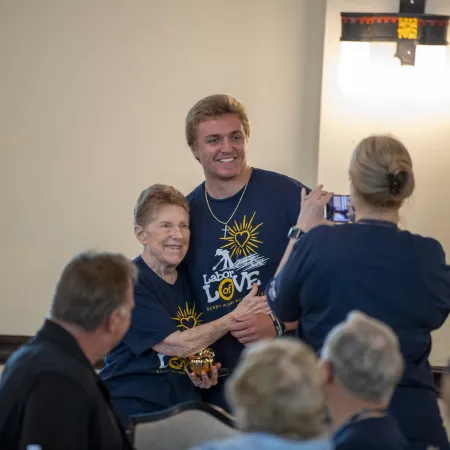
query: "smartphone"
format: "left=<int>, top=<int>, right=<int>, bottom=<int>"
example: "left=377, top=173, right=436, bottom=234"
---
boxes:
left=324, top=195, right=352, bottom=223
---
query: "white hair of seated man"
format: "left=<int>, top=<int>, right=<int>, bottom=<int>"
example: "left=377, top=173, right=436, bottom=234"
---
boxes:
left=225, top=337, right=327, bottom=440
left=320, top=311, right=404, bottom=408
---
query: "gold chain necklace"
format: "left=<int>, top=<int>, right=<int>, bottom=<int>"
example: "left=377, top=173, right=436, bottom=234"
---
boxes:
left=204, top=171, right=251, bottom=238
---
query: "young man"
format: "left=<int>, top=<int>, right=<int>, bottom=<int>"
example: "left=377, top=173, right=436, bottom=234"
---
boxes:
left=184, top=94, right=307, bottom=409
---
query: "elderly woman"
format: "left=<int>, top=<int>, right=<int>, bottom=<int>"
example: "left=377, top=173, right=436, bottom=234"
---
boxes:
left=100, top=184, right=267, bottom=427
left=193, top=338, right=331, bottom=450
left=266, top=135, right=450, bottom=450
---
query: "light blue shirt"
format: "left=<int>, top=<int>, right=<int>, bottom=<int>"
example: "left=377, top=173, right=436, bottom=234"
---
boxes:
left=192, top=432, right=333, bottom=450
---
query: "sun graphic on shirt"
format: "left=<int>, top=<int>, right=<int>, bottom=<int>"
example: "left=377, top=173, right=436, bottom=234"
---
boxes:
left=220, top=212, right=263, bottom=258
left=172, top=303, right=203, bottom=330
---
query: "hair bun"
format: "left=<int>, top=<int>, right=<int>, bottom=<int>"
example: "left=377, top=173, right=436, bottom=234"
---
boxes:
left=387, top=171, right=407, bottom=196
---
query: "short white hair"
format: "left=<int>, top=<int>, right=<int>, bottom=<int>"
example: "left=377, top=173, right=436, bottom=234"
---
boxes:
left=321, top=311, right=404, bottom=404
left=226, top=338, right=326, bottom=440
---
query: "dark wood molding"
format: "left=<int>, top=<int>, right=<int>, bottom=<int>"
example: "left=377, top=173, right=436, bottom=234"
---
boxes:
left=0, top=335, right=446, bottom=394
left=0, top=335, right=31, bottom=365
left=0, top=334, right=105, bottom=369
left=433, top=366, right=446, bottom=397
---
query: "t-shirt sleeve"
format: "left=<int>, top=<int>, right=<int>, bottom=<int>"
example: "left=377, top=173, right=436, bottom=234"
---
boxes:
left=285, top=179, right=308, bottom=226
left=123, top=281, right=179, bottom=356
left=266, top=232, right=314, bottom=322
left=20, top=375, right=90, bottom=450
left=427, top=239, right=450, bottom=317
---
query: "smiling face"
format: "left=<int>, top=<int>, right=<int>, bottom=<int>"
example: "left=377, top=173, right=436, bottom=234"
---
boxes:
left=137, top=204, right=190, bottom=269
left=192, top=114, right=248, bottom=181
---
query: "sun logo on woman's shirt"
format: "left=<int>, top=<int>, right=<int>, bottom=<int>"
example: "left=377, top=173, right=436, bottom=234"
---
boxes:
left=173, top=303, right=203, bottom=330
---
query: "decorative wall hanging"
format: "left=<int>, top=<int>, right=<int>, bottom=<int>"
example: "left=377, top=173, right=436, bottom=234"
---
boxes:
left=340, top=0, right=449, bottom=65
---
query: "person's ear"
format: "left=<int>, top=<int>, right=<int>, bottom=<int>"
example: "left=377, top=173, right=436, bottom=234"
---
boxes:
left=134, top=225, right=146, bottom=245
left=106, top=308, right=122, bottom=334
left=191, top=144, right=201, bottom=162
left=319, top=359, right=334, bottom=387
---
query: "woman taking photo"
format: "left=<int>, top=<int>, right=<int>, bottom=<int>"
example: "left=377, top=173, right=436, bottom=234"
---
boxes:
left=267, top=135, right=450, bottom=450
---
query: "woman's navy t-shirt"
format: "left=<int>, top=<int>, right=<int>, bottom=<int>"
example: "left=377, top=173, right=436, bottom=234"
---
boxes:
left=99, top=256, right=199, bottom=418
left=267, top=221, right=450, bottom=449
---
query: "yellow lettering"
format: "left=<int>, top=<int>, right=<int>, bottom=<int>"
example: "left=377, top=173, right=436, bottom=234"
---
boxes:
left=218, top=278, right=235, bottom=301
left=168, top=357, right=185, bottom=370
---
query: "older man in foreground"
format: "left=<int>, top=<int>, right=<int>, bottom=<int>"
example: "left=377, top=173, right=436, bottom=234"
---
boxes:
left=0, top=251, right=135, bottom=450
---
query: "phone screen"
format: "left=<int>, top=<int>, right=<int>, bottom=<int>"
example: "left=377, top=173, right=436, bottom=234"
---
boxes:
left=325, top=195, right=352, bottom=223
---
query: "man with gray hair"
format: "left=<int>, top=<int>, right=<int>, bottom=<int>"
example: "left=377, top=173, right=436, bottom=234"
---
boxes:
left=0, top=251, right=135, bottom=450
left=320, top=311, right=408, bottom=449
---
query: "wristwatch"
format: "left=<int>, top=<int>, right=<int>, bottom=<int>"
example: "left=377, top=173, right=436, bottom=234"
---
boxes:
left=287, top=226, right=305, bottom=240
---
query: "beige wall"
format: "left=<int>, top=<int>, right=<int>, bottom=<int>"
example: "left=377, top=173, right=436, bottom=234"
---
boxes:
left=0, top=0, right=325, bottom=335
left=319, top=0, right=450, bottom=365
left=2, top=0, right=449, bottom=366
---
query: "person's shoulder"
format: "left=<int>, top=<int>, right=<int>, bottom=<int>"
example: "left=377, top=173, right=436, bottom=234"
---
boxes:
left=335, top=432, right=406, bottom=450
left=409, top=231, right=444, bottom=251
left=287, top=226, right=335, bottom=259
left=133, top=255, right=145, bottom=270
left=33, top=372, right=89, bottom=392
left=335, top=417, right=408, bottom=450
left=2, top=335, right=65, bottom=379
left=29, top=372, right=92, bottom=409
left=133, top=257, right=160, bottom=295
left=253, top=167, right=305, bottom=190
left=398, top=229, right=446, bottom=260
left=187, top=182, right=204, bottom=206
left=305, top=223, right=347, bottom=240
left=133, top=256, right=156, bottom=283
left=190, top=436, right=240, bottom=450
left=191, top=434, right=263, bottom=450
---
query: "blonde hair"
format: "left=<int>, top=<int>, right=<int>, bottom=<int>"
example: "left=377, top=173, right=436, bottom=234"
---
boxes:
left=185, top=94, right=251, bottom=150
left=321, top=311, right=404, bottom=404
left=349, top=135, right=415, bottom=208
left=133, top=184, right=189, bottom=228
left=226, top=338, right=326, bottom=440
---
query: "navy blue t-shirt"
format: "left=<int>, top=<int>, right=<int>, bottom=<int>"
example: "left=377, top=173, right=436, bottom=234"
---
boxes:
left=334, top=416, right=408, bottom=450
left=185, top=168, right=304, bottom=371
left=267, top=220, right=450, bottom=449
left=99, top=256, right=199, bottom=421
